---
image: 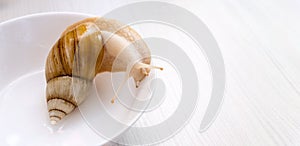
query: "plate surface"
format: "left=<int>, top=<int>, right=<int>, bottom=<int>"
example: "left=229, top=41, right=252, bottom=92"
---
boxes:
left=0, top=12, right=150, bottom=146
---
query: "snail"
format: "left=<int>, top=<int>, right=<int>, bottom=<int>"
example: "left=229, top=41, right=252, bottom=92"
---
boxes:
left=45, top=17, right=162, bottom=125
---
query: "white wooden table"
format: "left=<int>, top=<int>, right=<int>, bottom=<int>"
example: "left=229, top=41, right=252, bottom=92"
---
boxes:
left=1, top=0, right=300, bottom=145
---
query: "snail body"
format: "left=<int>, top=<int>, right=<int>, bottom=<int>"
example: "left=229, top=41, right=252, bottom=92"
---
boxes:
left=45, top=17, right=162, bottom=124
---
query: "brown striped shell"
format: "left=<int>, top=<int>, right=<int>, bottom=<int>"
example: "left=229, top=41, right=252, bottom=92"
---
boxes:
left=45, top=17, right=162, bottom=124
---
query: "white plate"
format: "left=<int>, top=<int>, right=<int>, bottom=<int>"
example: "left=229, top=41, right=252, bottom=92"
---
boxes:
left=0, top=12, right=152, bottom=146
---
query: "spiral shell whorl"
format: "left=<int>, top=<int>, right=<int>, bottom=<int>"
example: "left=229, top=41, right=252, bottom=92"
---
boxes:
left=46, top=76, right=91, bottom=124
left=45, top=22, right=102, bottom=124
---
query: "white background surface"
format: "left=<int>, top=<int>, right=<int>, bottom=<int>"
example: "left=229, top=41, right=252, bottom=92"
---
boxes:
left=1, top=0, right=300, bottom=145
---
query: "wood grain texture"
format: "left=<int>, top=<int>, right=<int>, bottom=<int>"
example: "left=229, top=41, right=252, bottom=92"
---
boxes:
left=1, top=0, right=300, bottom=145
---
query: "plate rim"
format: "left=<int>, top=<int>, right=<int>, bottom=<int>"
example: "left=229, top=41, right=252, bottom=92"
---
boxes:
left=0, top=12, right=97, bottom=26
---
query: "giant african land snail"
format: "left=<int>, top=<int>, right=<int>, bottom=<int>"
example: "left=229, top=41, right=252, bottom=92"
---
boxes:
left=45, top=17, right=162, bottom=124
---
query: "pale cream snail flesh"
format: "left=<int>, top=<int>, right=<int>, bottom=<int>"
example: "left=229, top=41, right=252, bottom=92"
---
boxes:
left=45, top=17, right=163, bottom=124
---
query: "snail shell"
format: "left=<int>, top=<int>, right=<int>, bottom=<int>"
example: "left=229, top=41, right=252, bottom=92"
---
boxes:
left=45, top=17, right=162, bottom=124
